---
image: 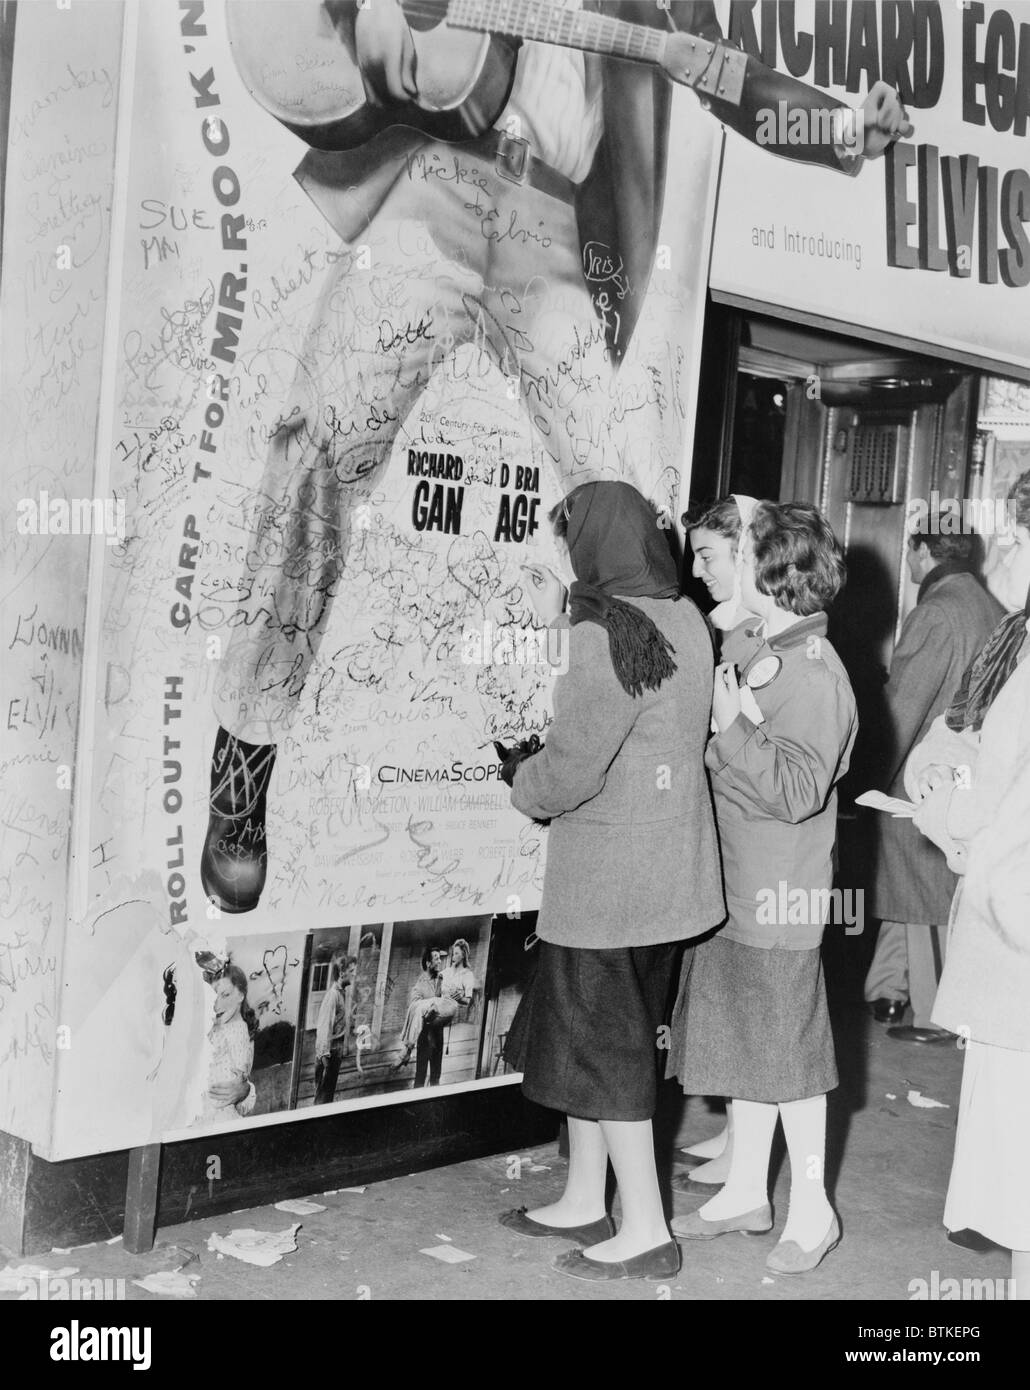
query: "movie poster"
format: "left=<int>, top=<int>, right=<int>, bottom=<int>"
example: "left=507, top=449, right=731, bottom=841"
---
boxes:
left=154, top=916, right=538, bottom=1136
left=1, top=0, right=721, bottom=1156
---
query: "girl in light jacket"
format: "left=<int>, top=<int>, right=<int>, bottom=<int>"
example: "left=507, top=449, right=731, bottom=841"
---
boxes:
left=670, top=502, right=857, bottom=1274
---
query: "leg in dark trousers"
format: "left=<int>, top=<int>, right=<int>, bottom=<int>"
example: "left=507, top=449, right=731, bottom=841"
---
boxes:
left=428, top=1023, right=444, bottom=1085
left=314, top=1049, right=342, bottom=1105
left=414, top=1025, right=444, bottom=1088
left=414, top=1032, right=431, bottom=1088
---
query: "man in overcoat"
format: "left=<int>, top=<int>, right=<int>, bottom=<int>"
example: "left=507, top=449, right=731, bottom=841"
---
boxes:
left=866, top=524, right=1002, bottom=1040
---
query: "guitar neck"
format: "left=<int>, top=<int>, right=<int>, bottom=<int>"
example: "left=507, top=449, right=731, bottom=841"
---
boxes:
left=446, top=0, right=667, bottom=64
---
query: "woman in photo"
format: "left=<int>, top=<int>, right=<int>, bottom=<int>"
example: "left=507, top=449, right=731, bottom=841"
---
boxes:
left=197, top=963, right=257, bottom=1126
left=441, top=939, right=475, bottom=1011
left=670, top=502, right=857, bottom=1274
left=394, top=938, right=475, bottom=1069
left=498, top=480, right=724, bottom=1282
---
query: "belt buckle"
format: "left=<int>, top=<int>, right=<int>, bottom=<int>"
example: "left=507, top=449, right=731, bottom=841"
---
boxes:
left=495, top=132, right=529, bottom=185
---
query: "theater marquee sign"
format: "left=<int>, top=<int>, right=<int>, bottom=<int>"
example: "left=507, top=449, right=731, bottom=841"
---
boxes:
left=711, top=0, right=1030, bottom=379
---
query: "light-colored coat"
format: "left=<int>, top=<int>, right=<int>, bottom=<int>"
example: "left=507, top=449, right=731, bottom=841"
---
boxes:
left=707, top=613, right=858, bottom=950
left=511, top=596, right=723, bottom=949
left=870, top=570, right=1003, bottom=925
left=910, top=647, right=1030, bottom=1051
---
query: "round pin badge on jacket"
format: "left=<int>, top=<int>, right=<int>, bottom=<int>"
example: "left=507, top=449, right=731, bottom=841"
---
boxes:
left=746, top=656, right=782, bottom=690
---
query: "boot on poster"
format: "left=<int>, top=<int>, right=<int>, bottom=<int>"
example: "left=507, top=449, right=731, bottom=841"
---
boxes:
left=201, top=727, right=277, bottom=914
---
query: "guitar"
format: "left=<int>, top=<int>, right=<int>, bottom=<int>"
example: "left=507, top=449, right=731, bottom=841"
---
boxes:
left=225, top=0, right=746, bottom=152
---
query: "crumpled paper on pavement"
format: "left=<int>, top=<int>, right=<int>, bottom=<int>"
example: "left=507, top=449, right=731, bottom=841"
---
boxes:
left=907, top=1089, right=950, bottom=1109
left=206, top=1224, right=300, bottom=1267
left=131, top=1268, right=200, bottom=1297
left=0, top=1263, right=78, bottom=1291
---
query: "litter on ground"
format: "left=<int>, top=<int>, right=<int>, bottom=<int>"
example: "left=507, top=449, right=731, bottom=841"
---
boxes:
left=206, top=1224, right=301, bottom=1267
left=131, top=1268, right=200, bottom=1298
left=420, top=1244, right=476, bottom=1264
left=0, top=1264, right=78, bottom=1292
left=907, top=1089, right=950, bottom=1109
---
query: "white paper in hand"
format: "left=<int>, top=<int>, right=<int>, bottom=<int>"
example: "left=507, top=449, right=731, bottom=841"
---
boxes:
left=855, top=790, right=918, bottom=818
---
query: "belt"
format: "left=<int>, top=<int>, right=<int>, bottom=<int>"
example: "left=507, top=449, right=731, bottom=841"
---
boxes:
left=461, top=129, right=577, bottom=206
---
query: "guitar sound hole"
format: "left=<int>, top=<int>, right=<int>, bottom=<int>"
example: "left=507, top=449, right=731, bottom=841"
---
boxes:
left=403, top=0, right=450, bottom=33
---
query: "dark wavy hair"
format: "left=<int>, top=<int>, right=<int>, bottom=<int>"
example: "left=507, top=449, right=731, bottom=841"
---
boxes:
left=220, top=962, right=258, bottom=1042
left=908, top=522, right=976, bottom=565
left=681, top=497, right=744, bottom=545
left=420, top=944, right=442, bottom=971
left=750, top=502, right=846, bottom=616
left=332, top=954, right=357, bottom=985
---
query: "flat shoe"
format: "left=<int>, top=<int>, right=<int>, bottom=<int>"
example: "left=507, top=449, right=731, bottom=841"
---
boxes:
left=671, top=1204, right=773, bottom=1241
left=672, top=1172, right=725, bottom=1196
left=766, top=1214, right=841, bottom=1274
left=887, top=1025, right=954, bottom=1045
left=675, top=1151, right=723, bottom=1171
left=947, top=1228, right=1000, bottom=1254
left=498, top=1208, right=616, bottom=1244
left=869, top=998, right=907, bottom=1025
left=552, top=1240, right=680, bottom=1282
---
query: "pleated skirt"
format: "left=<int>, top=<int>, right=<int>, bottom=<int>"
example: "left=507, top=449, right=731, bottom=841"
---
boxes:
left=669, top=933, right=838, bottom=1102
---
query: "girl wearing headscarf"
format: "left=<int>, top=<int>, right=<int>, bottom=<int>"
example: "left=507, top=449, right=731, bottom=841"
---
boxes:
left=905, top=470, right=1030, bottom=1297
left=497, top=480, right=724, bottom=1282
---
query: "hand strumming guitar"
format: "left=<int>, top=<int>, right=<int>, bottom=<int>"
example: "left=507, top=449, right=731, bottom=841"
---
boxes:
left=355, top=0, right=417, bottom=106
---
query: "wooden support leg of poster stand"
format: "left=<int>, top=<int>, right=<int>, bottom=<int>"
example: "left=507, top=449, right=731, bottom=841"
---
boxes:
left=123, top=1143, right=162, bottom=1254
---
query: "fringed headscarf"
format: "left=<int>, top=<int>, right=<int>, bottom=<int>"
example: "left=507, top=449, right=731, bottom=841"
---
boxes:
left=945, top=583, right=1030, bottom=733
left=564, top=481, right=680, bottom=698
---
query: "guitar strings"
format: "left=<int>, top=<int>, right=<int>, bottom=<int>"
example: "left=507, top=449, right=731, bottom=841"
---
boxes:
left=401, top=0, right=667, bottom=62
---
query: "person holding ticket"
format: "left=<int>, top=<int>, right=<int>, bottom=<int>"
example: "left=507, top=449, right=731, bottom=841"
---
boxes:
left=904, top=469, right=1030, bottom=1295
left=669, top=502, right=857, bottom=1275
